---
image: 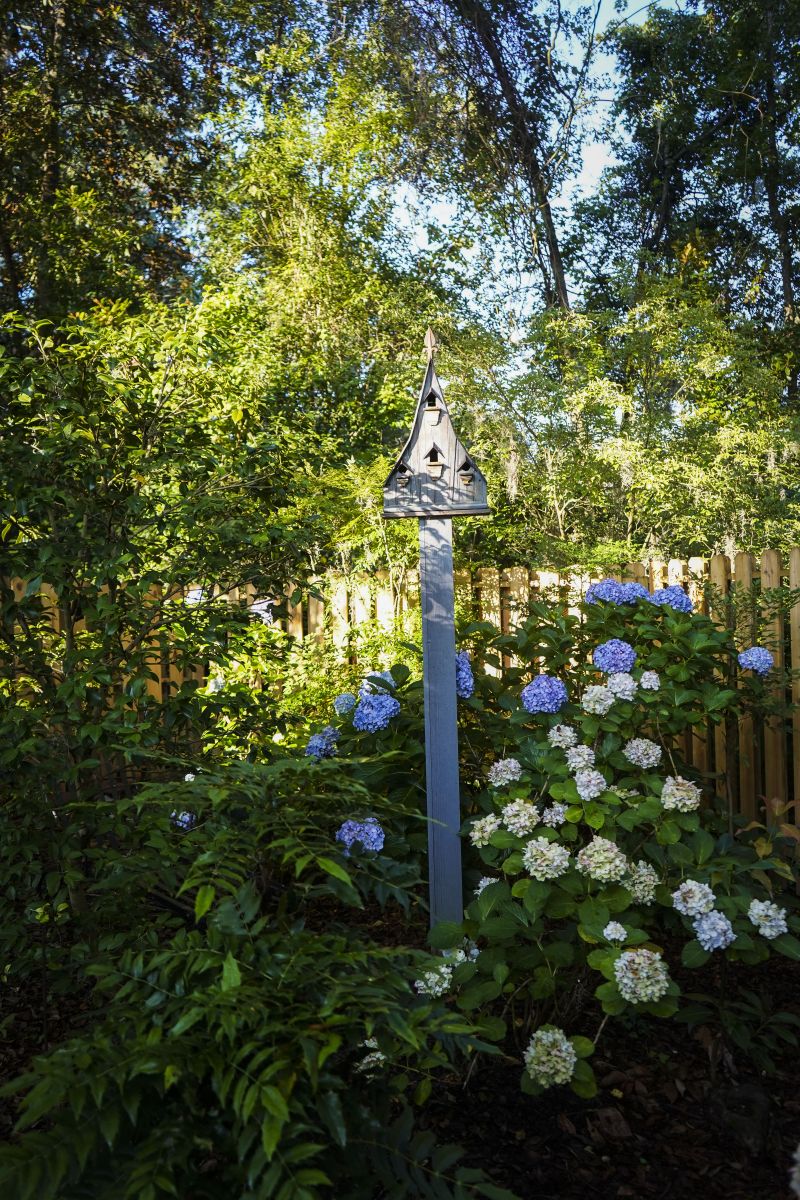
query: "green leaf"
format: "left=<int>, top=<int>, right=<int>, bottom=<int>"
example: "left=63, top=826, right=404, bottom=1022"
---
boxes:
left=570, top=1059, right=597, bottom=1098
left=170, top=1006, right=205, bottom=1036
left=681, top=939, right=710, bottom=969
left=194, top=884, right=215, bottom=920
left=771, top=933, right=800, bottom=961
left=317, top=856, right=352, bottom=885
left=570, top=1036, right=595, bottom=1059
left=317, top=1092, right=347, bottom=1146
left=429, top=920, right=465, bottom=949
left=221, top=952, right=242, bottom=990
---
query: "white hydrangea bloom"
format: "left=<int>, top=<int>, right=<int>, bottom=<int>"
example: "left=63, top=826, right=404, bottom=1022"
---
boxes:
left=607, top=672, right=637, bottom=700
left=574, top=768, right=607, bottom=800
left=501, top=800, right=540, bottom=836
left=487, top=757, right=523, bottom=787
left=694, top=910, right=736, bottom=952
left=790, top=1143, right=800, bottom=1198
left=748, top=898, right=788, bottom=940
left=414, top=961, right=453, bottom=997
left=639, top=670, right=660, bottom=691
left=582, top=684, right=615, bottom=715
left=576, top=836, right=628, bottom=883
left=622, top=737, right=662, bottom=769
left=541, top=803, right=568, bottom=827
left=184, top=773, right=196, bottom=782
left=672, top=880, right=716, bottom=917
left=474, top=876, right=495, bottom=896
left=443, top=941, right=479, bottom=964
left=547, top=724, right=578, bottom=749
left=661, top=775, right=702, bottom=812
left=355, top=1037, right=387, bottom=1075
left=565, top=745, right=595, bottom=772
left=523, top=1026, right=577, bottom=1087
left=603, top=921, right=627, bottom=943
left=469, top=814, right=501, bottom=847
left=614, top=948, right=670, bottom=1004
left=625, top=860, right=659, bottom=905
left=522, top=838, right=571, bottom=881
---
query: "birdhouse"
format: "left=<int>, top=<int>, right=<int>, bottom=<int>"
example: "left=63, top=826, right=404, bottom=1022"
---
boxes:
left=383, top=333, right=491, bottom=520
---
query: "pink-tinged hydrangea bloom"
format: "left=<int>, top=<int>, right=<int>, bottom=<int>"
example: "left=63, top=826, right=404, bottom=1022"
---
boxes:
left=672, top=880, right=715, bottom=917
left=661, top=775, right=702, bottom=812
left=522, top=838, right=571, bottom=881
left=576, top=836, right=628, bottom=883
left=614, top=948, right=670, bottom=1004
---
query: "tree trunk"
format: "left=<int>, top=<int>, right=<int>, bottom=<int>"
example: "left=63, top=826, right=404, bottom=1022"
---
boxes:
left=448, top=0, right=570, bottom=310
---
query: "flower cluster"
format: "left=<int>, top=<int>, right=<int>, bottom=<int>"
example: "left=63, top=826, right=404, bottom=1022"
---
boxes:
left=523, top=1026, right=577, bottom=1087
left=487, top=757, right=523, bottom=787
left=184, top=773, right=196, bottom=782
left=414, top=961, right=453, bottom=997
left=622, top=737, right=661, bottom=769
left=470, top=815, right=501, bottom=847
left=361, top=669, right=395, bottom=694
left=614, top=948, right=670, bottom=1004
left=305, top=725, right=339, bottom=759
left=603, top=922, right=627, bottom=943
left=574, top=768, right=608, bottom=801
left=565, top=744, right=595, bottom=772
left=353, top=691, right=401, bottom=733
left=651, top=585, right=693, bottom=613
left=737, top=646, right=774, bottom=676
left=355, top=1037, right=387, bottom=1075
left=694, top=910, right=736, bottom=952
left=522, top=838, right=571, bottom=880
left=334, top=692, right=357, bottom=715
left=625, top=860, right=659, bottom=905
left=576, top=836, right=628, bottom=883
left=521, top=674, right=567, bottom=713
left=593, top=638, right=637, bottom=674
left=541, top=803, right=568, bottom=827
left=639, top=670, right=660, bottom=691
left=661, top=775, right=702, bottom=812
left=456, top=650, right=475, bottom=698
left=608, top=672, right=637, bottom=700
left=748, top=898, right=788, bottom=939
left=548, top=724, right=577, bottom=748
left=474, top=876, right=496, bottom=896
left=672, top=880, right=715, bottom=917
left=336, top=817, right=385, bottom=854
left=585, top=579, right=650, bottom=606
left=582, top=684, right=615, bottom=715
left=501, top=800, right=540, bottom=836
left=171, top=810, right=195, bottom=831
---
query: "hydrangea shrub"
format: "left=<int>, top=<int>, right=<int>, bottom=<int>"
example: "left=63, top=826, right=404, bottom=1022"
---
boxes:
left=419, top=583, right=799, bottom=1096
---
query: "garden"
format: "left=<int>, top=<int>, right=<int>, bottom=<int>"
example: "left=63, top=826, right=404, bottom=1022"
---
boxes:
left=2, top=2, right=800, bottom=1198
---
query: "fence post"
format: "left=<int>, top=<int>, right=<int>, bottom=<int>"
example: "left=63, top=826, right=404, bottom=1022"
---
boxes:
left=790, top=548, right=800, bottom=816
left=761, top=549, right=786, bottom=811
left=734, top=552, right=757, bottom=820
left=709, top=554, right=733, bottom=807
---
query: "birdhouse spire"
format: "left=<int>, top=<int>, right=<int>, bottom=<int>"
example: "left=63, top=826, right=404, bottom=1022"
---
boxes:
left=383, top=339, right=490, bottom=520
left=423, top=327, right=439, bottom=362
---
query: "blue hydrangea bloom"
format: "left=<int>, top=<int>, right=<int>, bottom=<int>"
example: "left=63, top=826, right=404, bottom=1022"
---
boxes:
left=305, top=726, right=339, bottom=759
left=521, top=674, right=568, bottom=713
left=353, top=691, right=400, bottom=732
left=336, top=817, right=385, bottom=855
left=618, top=581, right=651, bottom=603
left=455, top=650, right=474, bottom=698
left=593, top=638, right=637, bottom=673
left=738, top=646, right=773, bottom=675
left=585, top=579, right=624, bottom=605
left=333, top=692, right=357, bottom=715
left=361, top=670, right=395, bottom=695
left=171, top=810, right=196, bottom=831
left=651, top=585, right=693, bottom=613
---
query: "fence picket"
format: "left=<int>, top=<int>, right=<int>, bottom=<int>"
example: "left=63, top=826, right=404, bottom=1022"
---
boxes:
left=709, top=554, right=732, bottom=804
left=790, top=548, right=800, bottom=818
left=735, top=553, right=758, bottom=820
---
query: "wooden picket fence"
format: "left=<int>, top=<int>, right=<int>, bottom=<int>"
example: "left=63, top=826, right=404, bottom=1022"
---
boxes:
left=7, top=549, right=800, bottom=817
left=266, top=550, right=800, bottom=820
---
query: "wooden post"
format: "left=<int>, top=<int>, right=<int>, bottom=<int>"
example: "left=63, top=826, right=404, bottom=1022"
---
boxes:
left=419, top=518, right=463, bottom=926
left=735, top=552, right=757, bottom=820
left=709, top=554, right=732, bottom=804
left=478, top=567, right=502, bottom=677
left=790, top=548, right=800, bottom=815
left=761, top=549, right=786, bottom=810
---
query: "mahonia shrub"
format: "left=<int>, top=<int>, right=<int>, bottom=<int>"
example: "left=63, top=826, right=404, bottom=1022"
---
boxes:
left=0, top=759, right=513, bottom=1200
left=304, top=585, right=799, bottom=1094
